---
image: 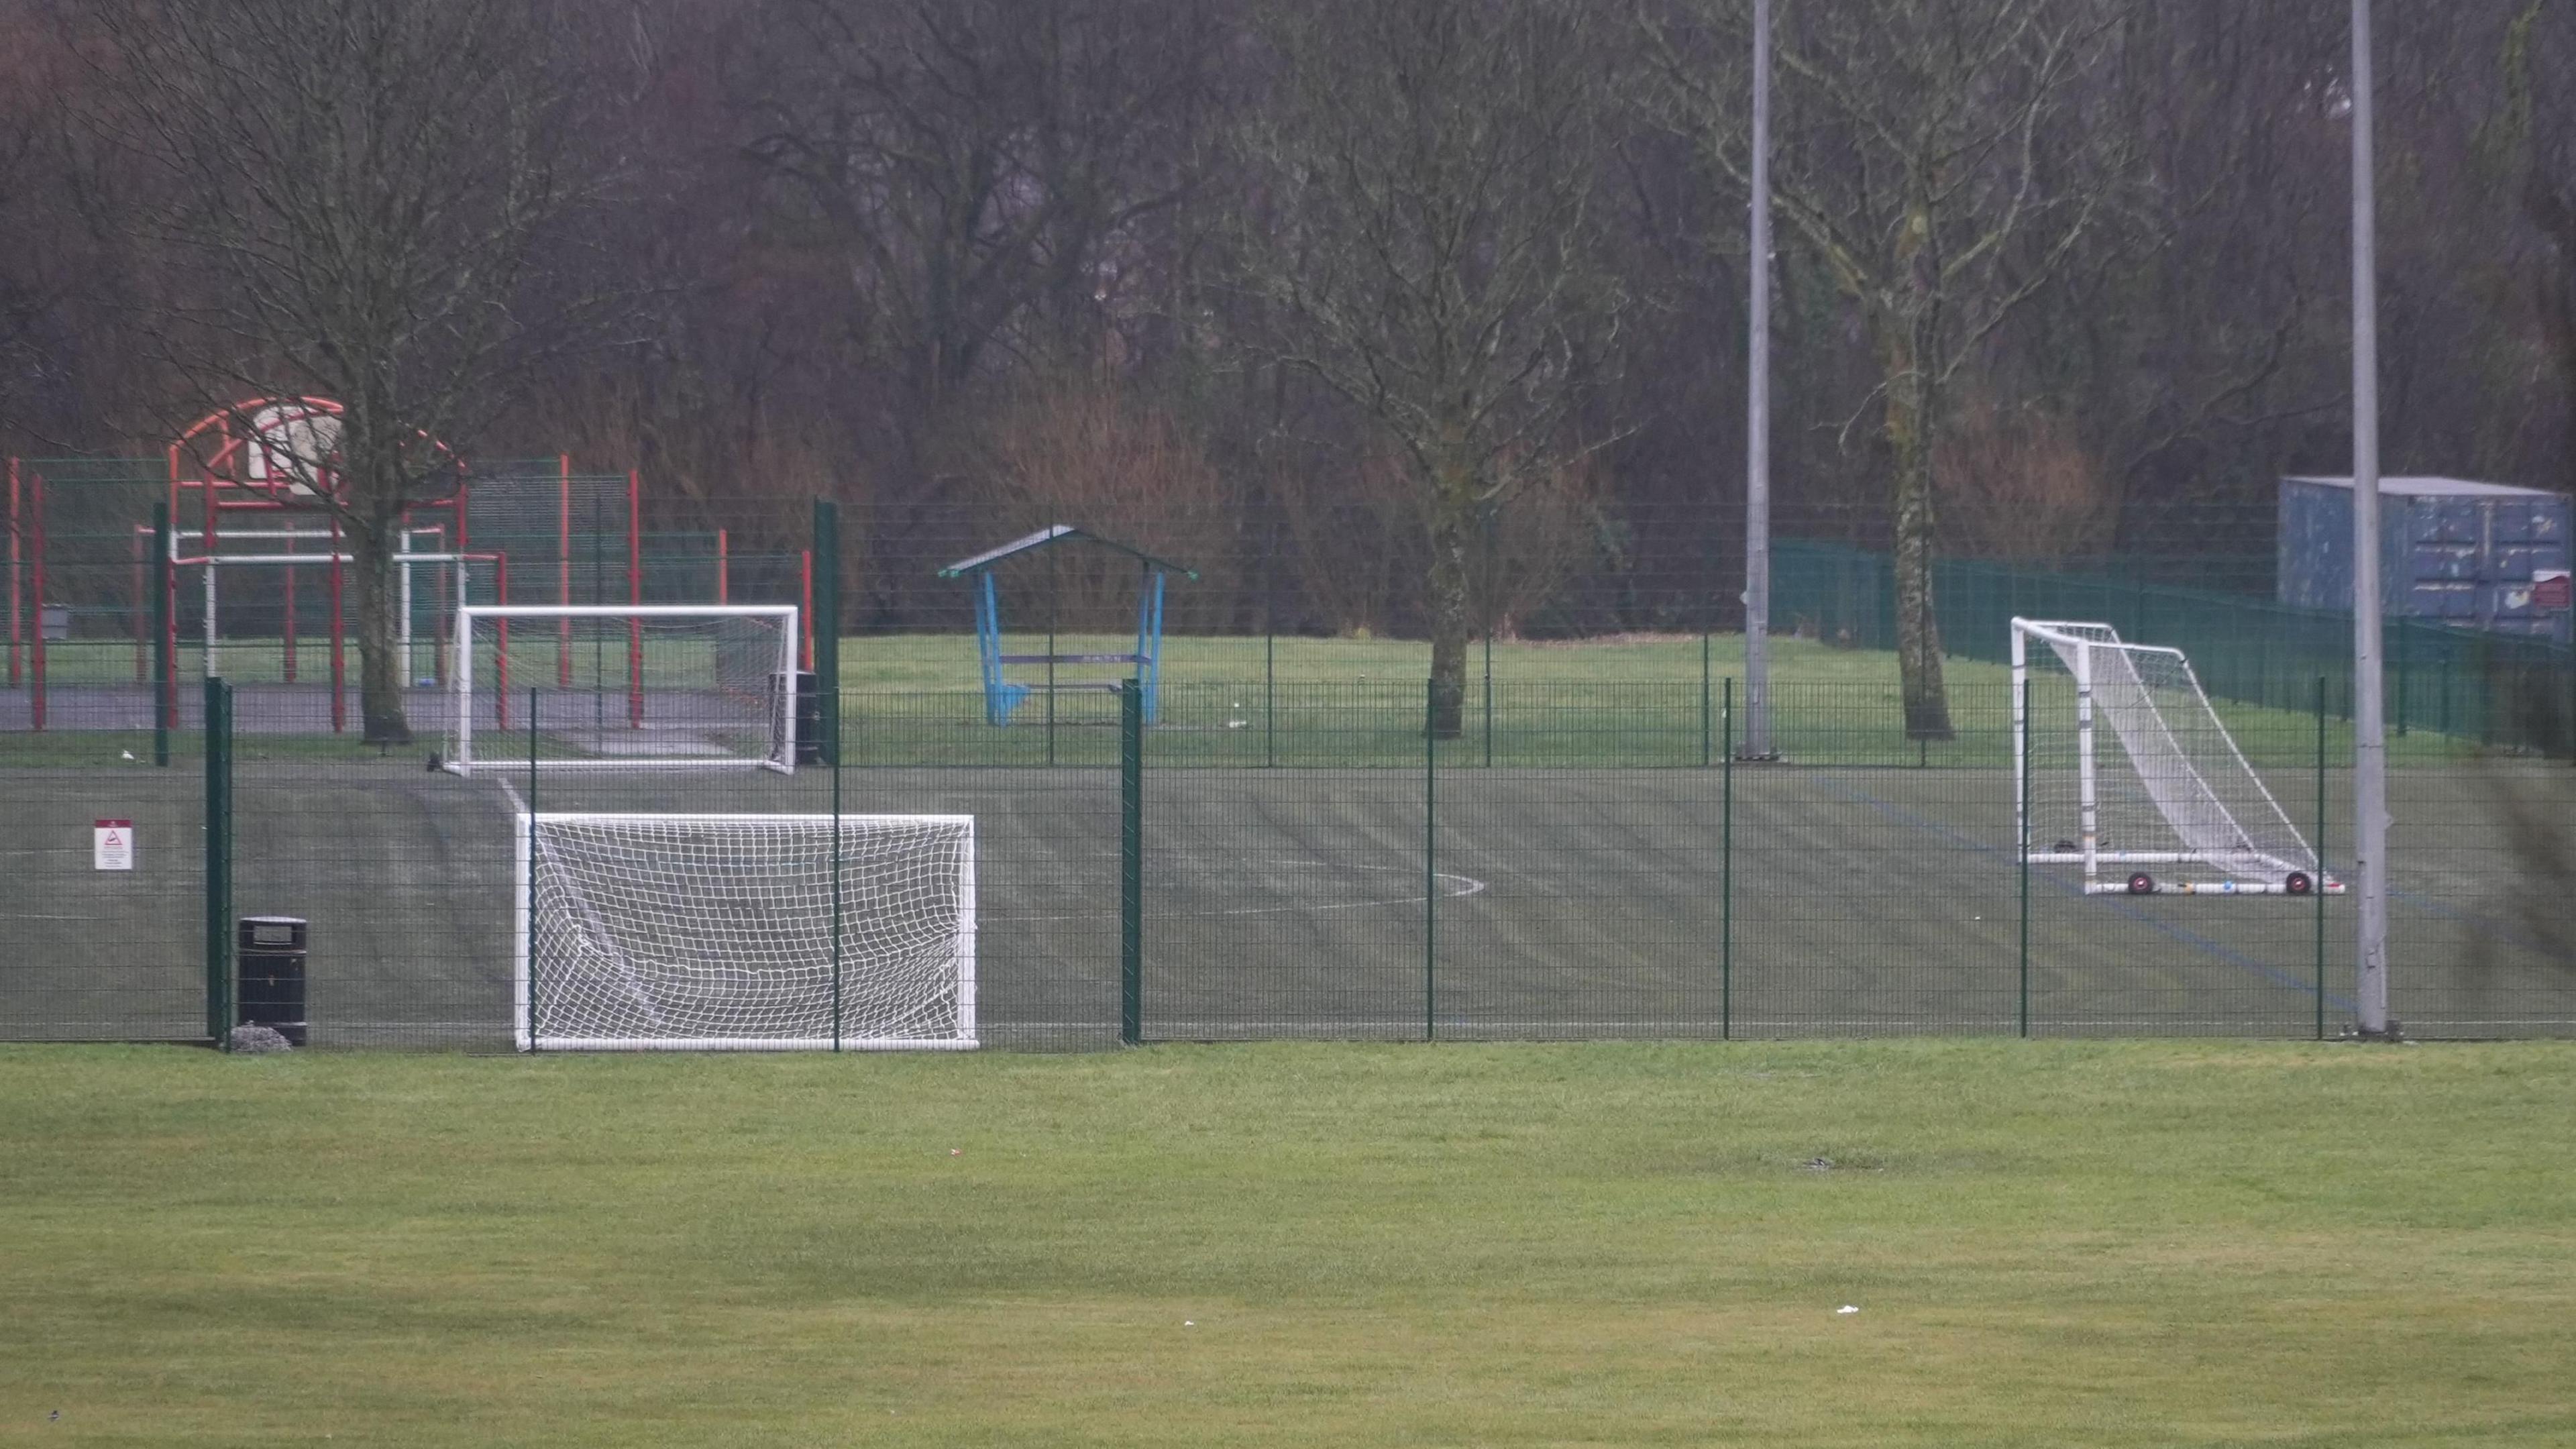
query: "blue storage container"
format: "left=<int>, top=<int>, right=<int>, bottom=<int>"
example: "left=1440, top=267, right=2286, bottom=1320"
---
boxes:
left=2277, top=476, right=2573, bottom=645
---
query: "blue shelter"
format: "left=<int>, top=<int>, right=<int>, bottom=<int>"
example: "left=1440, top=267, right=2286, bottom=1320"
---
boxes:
left=938, top=525, right=1197, bottom=726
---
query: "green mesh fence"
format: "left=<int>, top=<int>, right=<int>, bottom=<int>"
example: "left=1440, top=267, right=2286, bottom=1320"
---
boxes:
left=7, top=667, right=2573, bottom=1046
left=1774, top=540, right=2576, bottom=754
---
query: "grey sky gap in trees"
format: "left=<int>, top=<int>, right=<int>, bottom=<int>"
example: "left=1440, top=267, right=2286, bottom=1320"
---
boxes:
left=1654, top=0, right=2127, bottom=739
left=76, top=0, right=602, bottom=745
left=1231, top=0, right=1627, bottom=738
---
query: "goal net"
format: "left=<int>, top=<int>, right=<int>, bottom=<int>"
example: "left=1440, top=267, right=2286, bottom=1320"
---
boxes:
left=515, top=813, right=976, bottom=1050
left=2012, top=619, right=2339, bottom=896
left=444, top=605, right=797, bottom=775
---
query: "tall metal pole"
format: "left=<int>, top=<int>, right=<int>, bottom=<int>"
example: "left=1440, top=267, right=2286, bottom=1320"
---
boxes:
left=2350, top=0, right=2391, bottom=1036
left=1741, top=0, right=1776, bottom=759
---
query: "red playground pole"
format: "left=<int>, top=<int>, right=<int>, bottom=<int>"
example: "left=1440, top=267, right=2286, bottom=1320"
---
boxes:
left=162, top=446, right=180, bottom=731
left=130, top=525, right=146, bottom=683
left=627, top=468, right=642, bottom=728
left=557, top=453, right=572, bottom=687
left=8, top=458, right=21, bottom=688
left=29, top=472, right=45, bottom=731
left=716, top=527, right=729, bottom=604
left=494, top=552, right=511, bottom=733
left=281, top=527, right=299, bottom=682
left=800, top=549, right=815, bottom=673
left=328, top=519, right=345, bottom=733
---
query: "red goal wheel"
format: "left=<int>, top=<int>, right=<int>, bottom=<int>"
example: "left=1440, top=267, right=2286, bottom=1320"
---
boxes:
left=2285, top=871, right=2313, bottom=896
left=2126, top=871, right=2156, bottom=895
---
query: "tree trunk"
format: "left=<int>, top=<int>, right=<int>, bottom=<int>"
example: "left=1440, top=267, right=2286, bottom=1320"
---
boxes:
left=1424, top=442, right=1481, bottom=741
left=1426, top=504, right=1473, bottom=741
left=347, top=516, right=413, bottom=746
left=1879, top=303, right=1953, bottom=741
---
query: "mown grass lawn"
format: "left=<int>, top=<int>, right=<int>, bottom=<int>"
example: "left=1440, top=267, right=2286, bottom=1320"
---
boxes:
left=3, top=1040, right=2570, bottom=1446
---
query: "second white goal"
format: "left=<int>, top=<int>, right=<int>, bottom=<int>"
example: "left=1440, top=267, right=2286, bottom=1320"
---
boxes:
left=2012, top=619, right=2342, bottom=898
left=445, top=604, right=799, bottom=775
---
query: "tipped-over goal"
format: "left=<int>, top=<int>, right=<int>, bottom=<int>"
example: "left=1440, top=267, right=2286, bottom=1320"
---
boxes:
left=2012, top=619, right=2343, bottom=898
left=515, top=813, right=976, bottom=1050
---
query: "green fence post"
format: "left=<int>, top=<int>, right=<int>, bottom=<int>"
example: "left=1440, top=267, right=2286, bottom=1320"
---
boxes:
left=153, top=502, right=172, bottom=767
left=2018, top=676, right=2032, bottom=1039
left=2392, top=625, right=2408, bottom=737
left=811, top=498, right=841, bottom=767
left=527, top=687, right=539, bottom=1052
left=1119, top=678, right=1142, bottom=1046
left=1701, top=632, right=1713, bottom=768
left=1482, top=631, right=1493, bottom=769
left=2315, top=676, right=2328, bottom=1040
left=1721, top=677, right=1733, bottom=1039
left=1264, top=629, right=1276, bottom=769
left=202, top=677, right=232, bottom=1046
left=1425, top=678, right=1438, bottom=1042
left=832, top=698, right=845, bottom=1053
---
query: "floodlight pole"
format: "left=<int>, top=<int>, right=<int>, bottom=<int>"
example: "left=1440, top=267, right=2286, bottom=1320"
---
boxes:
left=1741, top=0, right=1775, bottom=759
left=2350, top=0, right=2392, bottom=1036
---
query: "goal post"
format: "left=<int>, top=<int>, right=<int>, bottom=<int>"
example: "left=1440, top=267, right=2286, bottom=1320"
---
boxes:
left=2012, top=618, right=2342, bottom=897
left=515, top=812, right=976, bottom=1051
left=446, top=604, right=798, bottom=775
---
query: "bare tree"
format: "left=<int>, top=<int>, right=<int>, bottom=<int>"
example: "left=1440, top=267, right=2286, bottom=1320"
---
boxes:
left=72, top=0, right=606, bottom=743
left=1232, top=0, right=1625, bottom=735
left=1654, top=0, right=2129, bottom=738
left=743, top=0, right=1220, bottom=437
left=2498, top=0, right=2576, bottom=496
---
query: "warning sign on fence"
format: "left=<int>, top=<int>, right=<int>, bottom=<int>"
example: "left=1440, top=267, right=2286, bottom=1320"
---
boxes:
left=2534, top=569, right=2573, bottom=611
left=93, top=820, right=133, bottom=871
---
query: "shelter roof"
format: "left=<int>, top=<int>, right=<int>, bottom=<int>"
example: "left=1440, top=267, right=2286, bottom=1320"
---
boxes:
left=938, top=525, right=1198, bottom=580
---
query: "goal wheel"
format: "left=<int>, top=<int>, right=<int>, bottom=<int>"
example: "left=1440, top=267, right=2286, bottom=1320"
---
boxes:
left=2053, top=839, right=2078, bottom=854
left=2285, top=871, right=2313, bottom=896
left=2126, top=871, right=2156, bottom=895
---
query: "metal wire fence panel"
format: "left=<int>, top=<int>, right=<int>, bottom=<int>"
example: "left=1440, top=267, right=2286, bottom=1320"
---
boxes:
left=831, top=765, right=1119, bottom=1051
left=1725, top=759, right=2021, bottom=1037
left=0, top=711, right=208, bottom=1041
left=1138, top=682, right=1428, bottom=1040
left=2384, top=763, right=2576, bottom=1037
left=1431, top=764, right=1726, bottom=1039
left=1140, top=767, right=1431, bottom=1040
left=7, top=663, right=2575, bottom=1046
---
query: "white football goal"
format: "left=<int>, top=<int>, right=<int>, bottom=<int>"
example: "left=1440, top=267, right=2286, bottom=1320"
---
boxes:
left=444, top=604, right=798, bottom=775
left=2012, top=619, right=2341, bottom=897
left=514, top=812, right=976, bottom=1051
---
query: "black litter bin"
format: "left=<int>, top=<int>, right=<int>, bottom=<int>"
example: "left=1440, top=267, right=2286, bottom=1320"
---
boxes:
left=794, top=669, right=824, bottom=765
left=237, top=916, right=308, bottom=1046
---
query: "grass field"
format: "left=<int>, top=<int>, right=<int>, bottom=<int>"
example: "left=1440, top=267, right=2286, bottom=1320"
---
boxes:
left=3, top=1040, right=2571, bottom=1446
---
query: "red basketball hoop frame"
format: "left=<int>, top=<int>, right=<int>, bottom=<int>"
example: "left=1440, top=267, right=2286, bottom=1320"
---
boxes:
left=160, top=398, right=479, bottom=733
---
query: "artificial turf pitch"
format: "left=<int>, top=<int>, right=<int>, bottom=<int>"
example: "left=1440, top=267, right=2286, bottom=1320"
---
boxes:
left=3, top=1039, right=2571, bottom=1446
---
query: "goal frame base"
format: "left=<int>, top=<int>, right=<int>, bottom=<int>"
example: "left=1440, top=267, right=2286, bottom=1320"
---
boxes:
left=523, top=1036, right=982, bottom=1052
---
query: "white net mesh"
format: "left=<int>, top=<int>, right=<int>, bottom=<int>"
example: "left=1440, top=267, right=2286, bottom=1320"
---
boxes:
left=518, top=814, right=975, bottom=1050
left=2017, top=621, right=2317, bottom=885
left=445, top=608, right=796, bottom=773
